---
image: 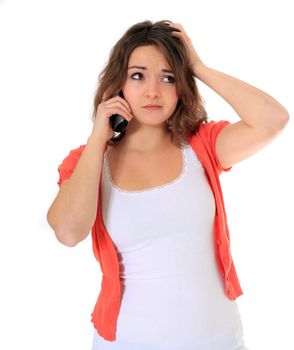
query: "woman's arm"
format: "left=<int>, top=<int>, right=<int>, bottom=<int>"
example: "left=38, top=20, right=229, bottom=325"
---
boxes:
left=168, top=22, right=289, bottom=169
left=194, top=64, right=289, bottom=130
left=195, top=64, right=289, bottom=169
left=47, top=133, right=105, bottom=247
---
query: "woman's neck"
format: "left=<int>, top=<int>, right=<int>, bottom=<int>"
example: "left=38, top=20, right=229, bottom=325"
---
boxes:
left=117, top=125, right=172, bottom=153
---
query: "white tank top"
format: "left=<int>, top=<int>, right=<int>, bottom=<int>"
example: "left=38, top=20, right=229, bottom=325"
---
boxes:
left=92, top=144, right=247, bottom=350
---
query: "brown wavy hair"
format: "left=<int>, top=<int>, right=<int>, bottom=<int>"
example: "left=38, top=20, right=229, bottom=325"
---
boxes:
left=91, top=19, right=208, bottom=148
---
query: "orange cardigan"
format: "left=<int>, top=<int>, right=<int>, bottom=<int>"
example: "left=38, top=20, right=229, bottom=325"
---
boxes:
left=57, top=120, right=243, bottom=341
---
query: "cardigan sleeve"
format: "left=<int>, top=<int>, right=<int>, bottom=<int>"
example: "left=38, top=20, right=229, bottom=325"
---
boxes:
left=57, top=144, right=86, bottom=187
left=202, top=120, right=233, bottom=174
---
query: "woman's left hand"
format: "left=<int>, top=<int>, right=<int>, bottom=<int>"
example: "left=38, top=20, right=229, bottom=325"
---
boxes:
left=166, top=22, right=205, bottom=75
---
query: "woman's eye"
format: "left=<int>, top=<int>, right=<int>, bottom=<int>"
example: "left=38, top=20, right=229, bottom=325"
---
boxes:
left=131, top=72, right=143, bottom=80
left=163, top=75, right=175, bottom=84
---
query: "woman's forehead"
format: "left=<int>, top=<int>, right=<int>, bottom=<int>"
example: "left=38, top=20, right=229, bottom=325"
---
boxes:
left=128, top=45, right=171, bottom=69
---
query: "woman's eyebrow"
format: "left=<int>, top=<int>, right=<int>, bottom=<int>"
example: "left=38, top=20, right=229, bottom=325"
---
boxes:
left=128, top=65, right=173, bottom=73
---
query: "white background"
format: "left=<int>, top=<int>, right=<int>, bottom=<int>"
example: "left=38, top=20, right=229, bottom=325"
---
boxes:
left=0, top=0, right=293, bottom=349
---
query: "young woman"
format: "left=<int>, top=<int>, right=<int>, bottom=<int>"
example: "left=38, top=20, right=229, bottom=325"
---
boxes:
left=47, top=20, right=289, bottom=350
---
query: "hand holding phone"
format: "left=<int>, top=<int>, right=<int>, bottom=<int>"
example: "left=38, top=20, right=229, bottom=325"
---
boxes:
left=91, top=91, right=132, bottom=143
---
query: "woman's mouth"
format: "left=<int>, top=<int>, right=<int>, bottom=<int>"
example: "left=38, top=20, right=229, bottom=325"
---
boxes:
left=143, top=104, right=162, bottom=110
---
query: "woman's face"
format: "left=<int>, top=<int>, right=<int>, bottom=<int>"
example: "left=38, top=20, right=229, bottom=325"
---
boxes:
left=121, top=45, right=179, bottom=127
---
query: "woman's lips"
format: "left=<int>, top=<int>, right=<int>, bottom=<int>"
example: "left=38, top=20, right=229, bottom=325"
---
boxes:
left=143, top=105, right=162, bottom=110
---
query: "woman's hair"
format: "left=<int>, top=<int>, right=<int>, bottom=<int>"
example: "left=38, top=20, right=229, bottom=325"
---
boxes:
left=91, top=20, right=208, bottom=147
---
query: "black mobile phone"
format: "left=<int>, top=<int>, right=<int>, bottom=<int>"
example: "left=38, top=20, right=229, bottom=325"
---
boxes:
left=110, top=91, right=129, bottom=133
left=110, top=114, right=128, bottom=133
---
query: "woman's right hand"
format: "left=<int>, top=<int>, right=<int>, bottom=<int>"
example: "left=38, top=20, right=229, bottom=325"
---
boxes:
left=91, top=93, right=133, bottom=144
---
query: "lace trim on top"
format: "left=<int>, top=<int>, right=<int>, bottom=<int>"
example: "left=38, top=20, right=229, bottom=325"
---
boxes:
left=104, top=146, right=188, bottom=195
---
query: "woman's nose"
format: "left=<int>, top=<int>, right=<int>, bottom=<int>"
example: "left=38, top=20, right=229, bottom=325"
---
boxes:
left=144, top=80, right=161, bottom=98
